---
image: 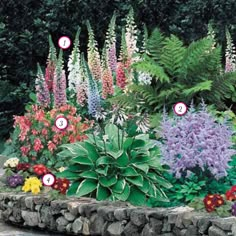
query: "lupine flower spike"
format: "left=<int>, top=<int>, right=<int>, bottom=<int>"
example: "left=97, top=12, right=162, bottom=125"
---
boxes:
left=35, top=63, right=50, bottom=108
left=53, top=50, right=67, bottom=108
left=225, top=29, right=236, bottom=73
left=101, top=44, right=114, bottom=99
left=68, top=28, right=81, bottom=93
left=83, top=54, right=101, bottom=116
left=87, top=21, right=102, bottom=80
left=106, top=13, right=117, bottom=73
left=45, top=35, right=57, bottom=91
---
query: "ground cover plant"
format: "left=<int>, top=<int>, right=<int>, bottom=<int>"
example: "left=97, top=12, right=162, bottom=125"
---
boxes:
left=1, top=8, right=236, bottom=213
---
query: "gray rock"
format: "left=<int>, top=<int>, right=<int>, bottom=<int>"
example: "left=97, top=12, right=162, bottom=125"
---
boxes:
left=208, top=225, right=227, bottom=236
left=72, top=217, right=83, bottom=234
left=198, top=217, right=214, bottom=234
left=25, top=197, right=34, bottom=210
left=114, top=208, right=129, bottom=221
left=82, top=217, right=90, bottom=235
left=182, top=212, right=194, bottom=228
left=64, top=212, right=76, bottom=221
left=123, top=221, right=139, bottom=236
left=180, top=229, right=187, bottom=236
left=212, top=217, right=236, bottom=231
left=97, top=206, right=115, bottom=221
left=56, top=216, right=68, bottom=226
left=141, top=223, right=155, bottom=236
left=168, top=212, right=178, bottom=224
left=89, top=213, right=105, bottom=235
left=185, top=225, right=199, bottom=236
left=162, top=218, right=172, bottom=232
left=107, top=221, right=125, bottom=236
left=130, top=209, right=147, bottom=227
left=67, top=201, right=80, bottom=215
left=66, top=223, right=72, bottom=233
left=146, top=208, right=167, bottom=220
left=78, top=203, right=100, bottom=218
left=149, top=217, right=162, bottom=234
left=21, top=211, right=39, bottom=226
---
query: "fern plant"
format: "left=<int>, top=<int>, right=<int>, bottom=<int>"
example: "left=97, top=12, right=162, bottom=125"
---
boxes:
left=111, top=28, right=236, bottom=113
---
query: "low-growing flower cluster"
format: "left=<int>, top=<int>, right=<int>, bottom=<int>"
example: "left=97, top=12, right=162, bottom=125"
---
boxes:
left=4, top=158, right=19, bottom=168
left=203, top=194, right=224, bottom=212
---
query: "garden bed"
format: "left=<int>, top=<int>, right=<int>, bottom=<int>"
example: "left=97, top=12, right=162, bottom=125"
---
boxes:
left=0, top=193, right=235, bottom=236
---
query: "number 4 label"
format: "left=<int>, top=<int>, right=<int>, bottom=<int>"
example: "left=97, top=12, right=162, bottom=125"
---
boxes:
left=173, top=102, right=188, bottom=116
left=42, top=173, right=55, bottom=186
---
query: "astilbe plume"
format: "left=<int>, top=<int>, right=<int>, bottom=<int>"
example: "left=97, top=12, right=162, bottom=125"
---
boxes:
left=106, top=14, right=117, bottom=73
left=87, top=21, right=102, bottom=80
left=77, top=57, right=88, bottom=106
left=225, top=29, right=236, bottom=73
left=101, top=45, right=114, bottom=99
left=68, top=28, right=81, bottom=92
left=53, top=50, right=67, bottom=108
left=45, top=35, right=57, bottom=91
left=157, top=102, right=235, bottom=179
left=35, top=64, right=50, bottom=108
left=83, top=55, right=101, bottom=116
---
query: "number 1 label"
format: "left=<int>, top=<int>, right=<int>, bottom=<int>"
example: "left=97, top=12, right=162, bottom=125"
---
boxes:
left=58, top=36, right=71, bottom=49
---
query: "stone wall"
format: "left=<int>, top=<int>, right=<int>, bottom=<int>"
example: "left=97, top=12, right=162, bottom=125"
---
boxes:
left=0, top=193, right=235, bottom=236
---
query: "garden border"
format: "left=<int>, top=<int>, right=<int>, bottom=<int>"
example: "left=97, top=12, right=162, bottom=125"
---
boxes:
left=0, top=193, right=235, bottom=236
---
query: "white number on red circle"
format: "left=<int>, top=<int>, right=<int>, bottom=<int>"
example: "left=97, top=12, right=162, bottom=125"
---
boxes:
left=173, top=102, right=187, bottom=116
left=58, top=36, right=71, bottom=49
left=55, top=116, right=68, bottom=130
left=42, top=173, right=55, bottom=186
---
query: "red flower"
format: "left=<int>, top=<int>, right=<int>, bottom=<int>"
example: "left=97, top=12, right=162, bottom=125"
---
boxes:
left=20, top=146, right=30, bottom=156
left=33, top=164, right=48, bottom=176
left=17, top=163, right=31, bottom=171
left=52, top=178, right=70, bottom=194
left=226, top=186, right=236, bottom=201
left=33, top=138, right=43, bottom=152
left=48, top=141, right=56, bottom=152
left=203, top=194, right=224, bottom=212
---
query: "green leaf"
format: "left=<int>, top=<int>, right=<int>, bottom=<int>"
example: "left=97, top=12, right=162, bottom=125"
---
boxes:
left=72, top=156, right=94, bottom=166
left=96, top=184, right=110, bottom=200
left=79, top=171, right=98, bottom=180
left=132, top=163, right=149, bottom=173
left=131, top=155, right=151, bottom=164
left=107, top=150, right=123, bottom=159
left=75, top=179, right=97, bottom=197
left=96, top=156, right=114, bottom=166
left=137, top=178, right=150, bottom=194
left=126, top=175, right=143, bottom=187
left=67, top=164, right=91, bottom=172
left=154, top=175, right=172, bottom=189
left=116, top=152, right=129, bottom=167
left=122, top=166, right=139, bottom=176
left=112, top=179, right=126, bottom=193
left=99, top=176, right=117, bottom=187
left=67, top=181, right=80, bottom=196
left=127, top=186, right=146, bottom=206
left=83, top=141, right=99, bottom=161
left=56, top=170, right=78, bottom=180
left=113, top=183, right=130, bottom=201
left=60, top=143, right=88, bottom=157
left=95, top=166, right=108, bottom=175
left=29, top=92, right=36, bottom=102
left=132, top=139, right=146, bottom=149
left=123, top=138, right=133, bottom=150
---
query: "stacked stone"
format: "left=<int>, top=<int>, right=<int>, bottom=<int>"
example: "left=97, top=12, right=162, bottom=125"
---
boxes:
left=0, top=193, right=236, bottom=236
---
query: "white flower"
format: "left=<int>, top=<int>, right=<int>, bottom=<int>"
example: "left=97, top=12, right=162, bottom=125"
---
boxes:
left=58, top=167, right=66, bottom=172
left=4, top=157, right=19, bottom=168
left=138, top=72, right=152, bottom=85
left=103, top=135, right=109, bottom=142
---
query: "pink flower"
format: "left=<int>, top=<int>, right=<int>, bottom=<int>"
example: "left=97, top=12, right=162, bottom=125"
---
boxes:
left=34, top=110, right=45, bottom=122
left=41, top=128, right=48, bottom=136
left=32, top=129, right=38, bottom=135
left=33, top=138, right=43, bottom=152
left=20, top=146, right=30, bottom=156
left=102, top=66, right=114, bottom=98
left=48, top=141, right=56, bottom=152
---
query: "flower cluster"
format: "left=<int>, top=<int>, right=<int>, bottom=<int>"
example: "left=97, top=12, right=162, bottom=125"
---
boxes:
left=226, top=186, right=236, bottom=201
left=158, top=102, right=235, bottom=179
left=203, top=194, right=224, bottom=212
left=232, top=202, right=236, bottom=216
left=7, top=174, right=24, bottom=188
left=52, top=178, right=70, bottom=194
left=33, top=164, right=48, bottom=176
left=17, top=163, right=31, bottom=171
left=22, top=177, right=42, bottom=194
left=225, top=29, right=236, bottom=73
left=4, top=158, right=19, bottom=168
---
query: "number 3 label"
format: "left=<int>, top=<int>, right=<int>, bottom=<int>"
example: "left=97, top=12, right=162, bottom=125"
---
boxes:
left=55, top=116, right=68, bottom=130
left=58, top=36, right=71, bottom=49
left=173, top=102, right=188, bottom=116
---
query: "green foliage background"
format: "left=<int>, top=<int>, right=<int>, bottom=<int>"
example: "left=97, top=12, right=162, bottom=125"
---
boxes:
left=1, top=0, right=236, bottom=138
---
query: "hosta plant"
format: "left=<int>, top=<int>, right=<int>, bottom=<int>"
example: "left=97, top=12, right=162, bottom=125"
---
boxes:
left=57, top=123, right=172, bottom=206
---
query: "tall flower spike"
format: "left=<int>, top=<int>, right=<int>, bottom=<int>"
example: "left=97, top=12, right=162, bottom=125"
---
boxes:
left=106, top=13, right=117, bottom=73
left=53, top=50, right=67, bottom=108
left=77, top=56, right=88, bottom=106
left=225, top=29, right=236, bottom=73
left=82, top=54, right=101, bottom=116
left=35, top=63, right=50, bottom=107
left=101, top=44, right=114, bottom=99
left=45, top=35, right=57, bottom=91
left=68, top=28, right=81, bottom=93
left=207, top=23, right=216, bottom=49
left=87, top=21, right=102, bottom=80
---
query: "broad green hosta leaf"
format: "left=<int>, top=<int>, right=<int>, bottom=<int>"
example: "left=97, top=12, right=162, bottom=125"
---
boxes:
left=56, top=170, right=79, bottom=180
left=122, top=166, right=139, bottom=176
left=116, top=152, right=129, bottom=167
left=96, top=184, right=110, bottom=200
left=107, top=150, right=123, bottom=159
left=131, top=155, right=152, bottom=164
left=96, top=156, right=114, bottom=166
left=67, top=164, right=91, bottom=172
left=71, top=156, right=94, bottom=165
left=67, top=181, right=80, bottom=196
left=112, top=179, right=126, bottom=193
left=113, top=183, right=130, bottom=201
left=99, top=175, right=117, bottom=187
left=79, top=171, right=98, bottom=180
left=75, top=179, right=97, bottom=197
left=83, top=141, right=99, bottom=161
left=137, top=178, right=150, bottom=193
left=127, top=186, right=146, bottom=206
left=126, top=175, right=143, bottom=187
left=123, top=138, right=133, bottom=150
left=132, top=163, right=149, bottom=173
left=147, top=182, right=157, bottom=198
left=59, top=143, right=88, bottom=157
left=131, top=139, right=146, bottom=149
left=95, top=166, right=108, bottom=175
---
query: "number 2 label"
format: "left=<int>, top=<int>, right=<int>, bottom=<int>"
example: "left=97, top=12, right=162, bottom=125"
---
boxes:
left=173, top=102, right=187, bottom=116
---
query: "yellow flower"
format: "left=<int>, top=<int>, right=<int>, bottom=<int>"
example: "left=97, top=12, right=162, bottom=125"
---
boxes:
left=22, top=177, right=42, bottom=195
left=22, top=183, right=31, bottom=192
left=32, top=186, right=40, bottom=195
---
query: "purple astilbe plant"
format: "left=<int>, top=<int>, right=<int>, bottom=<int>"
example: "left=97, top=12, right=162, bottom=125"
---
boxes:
left=53, top=50, right=67, bottom=108
left=7, top=174, right=24, bottom=188
left=157, top=101, right=235, bottom=179
left=35, top=63, right=50, bottom=107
